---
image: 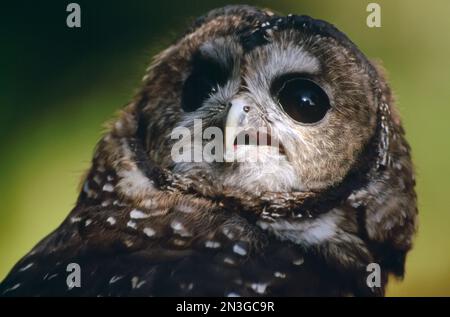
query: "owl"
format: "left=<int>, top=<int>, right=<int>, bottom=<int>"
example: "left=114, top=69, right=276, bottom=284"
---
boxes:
left=1, top=5, right=417, bottom=297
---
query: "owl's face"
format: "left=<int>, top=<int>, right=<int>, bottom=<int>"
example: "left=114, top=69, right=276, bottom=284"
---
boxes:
left=141, top=9, right=379, bottom=194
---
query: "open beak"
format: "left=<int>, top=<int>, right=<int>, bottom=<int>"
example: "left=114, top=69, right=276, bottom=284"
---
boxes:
left=224, top=99, right=285, bottom=162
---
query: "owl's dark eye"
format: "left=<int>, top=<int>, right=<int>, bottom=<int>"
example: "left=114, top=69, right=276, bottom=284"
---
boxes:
left=275, top=77, right=331, bottom=124
left=181, top=54, right=229, bottom=112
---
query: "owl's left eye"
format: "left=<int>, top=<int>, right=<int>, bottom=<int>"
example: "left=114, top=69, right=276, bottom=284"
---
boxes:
left=274, top=77, right=331, bottom=124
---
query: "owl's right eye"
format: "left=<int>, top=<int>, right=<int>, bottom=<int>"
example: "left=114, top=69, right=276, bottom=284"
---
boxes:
left=181, top=55, right=228, bottom=112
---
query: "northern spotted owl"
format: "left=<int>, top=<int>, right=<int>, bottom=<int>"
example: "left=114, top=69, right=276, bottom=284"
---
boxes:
left=1, top=5, right=417, bottom=297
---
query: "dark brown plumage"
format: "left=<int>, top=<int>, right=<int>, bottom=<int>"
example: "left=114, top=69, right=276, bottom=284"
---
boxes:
left=1, top=5, right=417, bottom=297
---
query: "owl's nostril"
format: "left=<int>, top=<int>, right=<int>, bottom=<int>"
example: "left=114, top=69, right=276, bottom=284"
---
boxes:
left=243, top=105, right=250, bottom=113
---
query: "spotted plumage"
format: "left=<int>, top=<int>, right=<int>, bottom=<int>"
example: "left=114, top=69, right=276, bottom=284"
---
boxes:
left=1, top=5, right=417, bottom=297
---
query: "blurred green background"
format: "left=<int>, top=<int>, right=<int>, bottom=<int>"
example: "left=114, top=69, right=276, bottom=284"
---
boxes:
left=1, top=0, right=449, bottom=296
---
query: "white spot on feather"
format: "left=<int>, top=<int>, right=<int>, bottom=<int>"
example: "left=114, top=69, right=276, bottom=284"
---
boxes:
left=102, top=183, right=114, bottom=192
left=131, top=276, right=146, bottom=289
left=106, top=217, right=116, bottom=225
left=127, top=220, right=137, bottom=229
left=109, top=275, right=124, bottom=284
left=143, top=227, right=156, bottom=237
left=232, top=243, right=247, bottom=256
left=70, top=216, right=82, bottom=223
left=170, top=220, right=192, bottom=237
left=170, top=220, right=185, bottom=231
left=223, top=257, right=236, bottom=265
left=2, top=283, right=21, bottom=294
left=274, top=271, right=286, bottom=279
left=205, top=241, right=221, bottom=249
left=130, top=209, right=150, bottom=219
left=43, top=273, right=58, bottom=280
left=124, top=240, right=134, bottom=247
left=292, top=257, right=304, bottom=266
left=19, top=263, right=34, bottom=272
left=251, top=282, right=268, bottom=294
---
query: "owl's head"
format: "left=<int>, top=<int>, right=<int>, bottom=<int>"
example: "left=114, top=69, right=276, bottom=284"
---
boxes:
left=128, top=5, right=386, bottom=196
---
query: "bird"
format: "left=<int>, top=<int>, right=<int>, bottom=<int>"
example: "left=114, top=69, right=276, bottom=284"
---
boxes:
left=0, top=5, right=417, bottom=297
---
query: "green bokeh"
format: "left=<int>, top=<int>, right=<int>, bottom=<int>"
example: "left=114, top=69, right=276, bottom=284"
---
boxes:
left=1, top=0, right=449, bottom=296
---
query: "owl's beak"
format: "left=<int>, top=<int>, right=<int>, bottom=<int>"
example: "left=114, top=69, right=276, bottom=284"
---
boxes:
left=224, top=98, right=248, bottom=162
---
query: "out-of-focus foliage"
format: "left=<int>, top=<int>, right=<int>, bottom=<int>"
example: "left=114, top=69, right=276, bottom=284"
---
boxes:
left=1, top=0, right=449, bottom=296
